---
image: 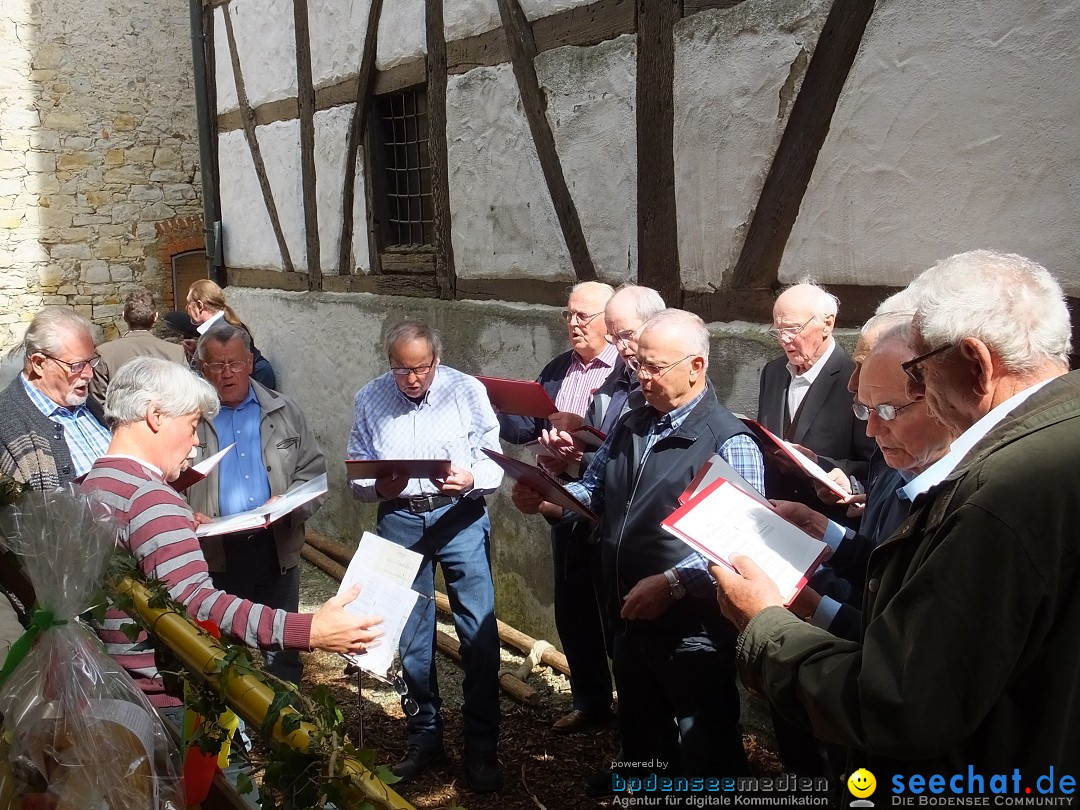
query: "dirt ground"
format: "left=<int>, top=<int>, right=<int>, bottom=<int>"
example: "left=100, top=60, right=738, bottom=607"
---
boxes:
left=290, top=561, right=783, bottom=810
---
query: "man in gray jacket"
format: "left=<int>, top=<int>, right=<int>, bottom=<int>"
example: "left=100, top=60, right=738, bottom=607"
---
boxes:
left=186, top=321, right=326, bottom=683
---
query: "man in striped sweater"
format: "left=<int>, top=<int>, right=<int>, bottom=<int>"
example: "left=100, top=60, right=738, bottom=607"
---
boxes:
left=81, top=357, right=382, bottom=707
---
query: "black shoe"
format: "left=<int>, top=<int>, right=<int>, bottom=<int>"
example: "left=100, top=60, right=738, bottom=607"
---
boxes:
left=390, top=744, right=446, bottom=783
left=465, top=748, right=505, bottom=793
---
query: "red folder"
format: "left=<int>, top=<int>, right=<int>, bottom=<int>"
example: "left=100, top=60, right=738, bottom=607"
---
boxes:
left=345, top=459, right=452, bottom=480
left=481, top=448, right=597, bottom=522
left=475, top=376, right=558, bottom=419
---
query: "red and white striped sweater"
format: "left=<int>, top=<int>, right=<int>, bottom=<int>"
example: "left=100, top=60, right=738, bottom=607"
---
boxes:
left=82, top=455, right=313, bottom=707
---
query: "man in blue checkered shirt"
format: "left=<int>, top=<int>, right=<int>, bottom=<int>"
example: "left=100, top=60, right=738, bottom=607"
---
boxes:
left=512, top=309, right=764, bottom=793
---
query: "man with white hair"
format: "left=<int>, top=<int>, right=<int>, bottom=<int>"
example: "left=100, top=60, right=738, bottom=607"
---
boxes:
left=513, top=309, right=763, bottom=790
left=81, top=357, right=382, bottom=708
left=0, top=307, right=110, bottom=489
left=757, top=283, right=875, bottom=514
left=714, top=250, right=1079, bottom=786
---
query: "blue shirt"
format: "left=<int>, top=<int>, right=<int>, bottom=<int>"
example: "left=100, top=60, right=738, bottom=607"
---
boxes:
left=213, top=384, right=271, bottom=516
left=347, top=365, right=503, bottom=500
left=566, top=387, right=766, bottom=598
left=21, top=374, right=110, bottom=477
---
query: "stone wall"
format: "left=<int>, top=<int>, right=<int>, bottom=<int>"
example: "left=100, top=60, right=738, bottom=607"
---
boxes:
left=0, top=0, right=202, bottom=351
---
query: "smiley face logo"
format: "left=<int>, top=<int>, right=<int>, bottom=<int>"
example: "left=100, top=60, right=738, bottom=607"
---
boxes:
left=848, top=768, right=877, bottom=799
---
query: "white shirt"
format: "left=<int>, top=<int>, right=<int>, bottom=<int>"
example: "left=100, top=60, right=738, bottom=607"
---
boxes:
left=784, top=338, right=837, bottom=425
left=197, top=309, right=225, bottom=335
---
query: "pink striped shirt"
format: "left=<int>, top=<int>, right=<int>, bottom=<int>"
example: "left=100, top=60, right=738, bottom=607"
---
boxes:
left=82, top=456, right=312, bottom=707
left=554, top=343, right=620, bottom=418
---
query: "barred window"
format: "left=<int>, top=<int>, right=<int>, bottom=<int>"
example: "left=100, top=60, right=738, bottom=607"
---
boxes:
left=376, top=89, right=433, bottom=248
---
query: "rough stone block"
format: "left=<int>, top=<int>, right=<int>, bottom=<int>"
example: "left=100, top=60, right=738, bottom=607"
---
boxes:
left=29, top=131, right=60, bottom=151
left=104, top=148, right=125, bottom=167
left=93, top=241, right=121, bottom=259
left=42, top=110, right=84, bottom=131
left=0, top=212, right=22, bottom=229
left=0, top=152, right=23, bottom=170
left=127, top=146, right=156, bottom=164
left=83, top=261, right=111, bottom=284
left=163, top=184, right=195, bottom=202
left=58, top=227, right=93, bottom=242
left=149, top=169, right=186, bottom=183
left=153, top=147, right=180, bottom=169
left=140, top=201, right=176, bottom=222
left=32, top=207, right=72, bottom=228
left=129, top=185, right=163, bottom=202
left=112, top=113, right=138, bottom=131
left=56, top=151, right=90, bottom=170
left=32, top=174, right=60, bottom=194
left=49, top=243, right=92, bottom=260
left=103, top=166, right=146, bottom=185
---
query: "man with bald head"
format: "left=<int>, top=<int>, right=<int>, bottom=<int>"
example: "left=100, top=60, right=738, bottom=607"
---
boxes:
left=715, top=251, right=1080, bottom=788
left=757, top=283, right=875, bottom=513
left=513, top=309, right=763, bottom=788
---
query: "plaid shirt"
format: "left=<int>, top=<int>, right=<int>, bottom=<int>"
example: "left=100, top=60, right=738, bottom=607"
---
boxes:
left=567, top=388, right=765, bottom=598
left=21, top=374, right=110, bottom=477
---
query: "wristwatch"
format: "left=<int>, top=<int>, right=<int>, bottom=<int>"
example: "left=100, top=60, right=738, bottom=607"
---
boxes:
left=663, top=568, right=686, bottom=600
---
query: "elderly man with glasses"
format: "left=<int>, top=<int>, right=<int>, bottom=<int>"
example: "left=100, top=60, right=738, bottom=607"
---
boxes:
left=185, top=320, right=326, bottom=684
left=513, top=309, right=763, bottom=795
left=757, top=282, right=876, bottom=524
left=0, top=307, right=110, bottom=490
left=715, top=250, right=1080, bottom=794
left=347, top=320, right=505, bottom=793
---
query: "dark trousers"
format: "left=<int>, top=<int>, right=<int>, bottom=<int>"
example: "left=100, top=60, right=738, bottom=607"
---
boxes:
left=211, top=528, right=302, bottom=684
left=611, top=629, right=747, bottom=779
left=552, top=519, right=612, bottom=716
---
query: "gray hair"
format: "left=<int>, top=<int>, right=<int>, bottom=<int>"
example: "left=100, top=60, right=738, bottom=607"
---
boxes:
left=105, top=356, right=220, bottom=427
left=860, top=311, right=914, bottom=346
left=779, top=280, right=839, bottom=319
left=911, top=250, right=1071, bottom=371
left=610, top=284, right=666, bottom=322
left=874, top=287, right=922, bottom=316
left=385, top=320, right=443, bottom=362
left=639, top=309, right=710, bottom=363
left=570, top=281, right=616, bottom=299
left=195, top=320, right=252, bottom=360
left=123, top=288, right=158, bottom=330
left=23, top=307, right=94, bottom=362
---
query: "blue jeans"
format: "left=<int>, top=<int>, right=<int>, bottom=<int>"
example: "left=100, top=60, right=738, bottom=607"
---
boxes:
left=378, top=497, right=500, bottom=752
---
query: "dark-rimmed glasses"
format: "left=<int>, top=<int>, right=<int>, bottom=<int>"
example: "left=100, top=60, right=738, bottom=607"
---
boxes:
left=636, top=355, right=693, bottom=380
left=766, top=317, right=815, bottom=340
left=562, top=310, right=604, bottom=326
left=390, top=360, right=436, bottom=377
left=201, top=359, right=249, bottom=375
left=39, top=352, right=101, bottom=374
left=901, top=344, right=954, bottom=384
left=852, top=400, right=918, bottom=422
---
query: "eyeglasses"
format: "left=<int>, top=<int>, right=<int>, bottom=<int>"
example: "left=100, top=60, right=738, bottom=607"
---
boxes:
left=605, top=328, right=638, bottom=347
left=201, top=359, right=249, bottom=375
left=852, top=400, right=918, bottom=422
left=390, top=360, right=436, bottom=377
left=562, top=310, right=604, bottom=326
left=636, top=355, right=693, bottom=380
left=766, top=317, right=816, bottom=340
left=901, top=343, right=954, bottom=384
left=40, top=353, right=102, bottom=374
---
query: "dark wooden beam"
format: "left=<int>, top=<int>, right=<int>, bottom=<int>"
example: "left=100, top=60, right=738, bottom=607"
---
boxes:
left=635, top=0, right=680, bottom=304
left=426, top=0, right=457, bottom=299
left=292, top=0, right=321, bottom=289
left=221, top=9, right=295, bottom=272
left=729, top=0, right=875, bottom=290
left=686, top=282, right=899, bottom=327
left=322, top=273, right=439, bottom=297
left=337, top=0, right=384, bottom=276
left=226, top=267, right=309, bottom=291
left=496, top=0, right=598, bottom=282
left=456, top=277, right=574, bottom=307
left=374, top=59, right=427, bottom=95
left=682, top=0, right=747, bottom=14
left=533, top=0, right=635, bottom=53
left=218, top=97, right=297, bottom=133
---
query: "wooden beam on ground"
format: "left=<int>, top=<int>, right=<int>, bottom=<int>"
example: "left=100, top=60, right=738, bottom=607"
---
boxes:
left=729, top=0, right=876, bottom=290
left=635, top=0, right=681, bottom=304
left=436, top=631, right=541, bottom=706
left=496, top=0, right=598, bottom=282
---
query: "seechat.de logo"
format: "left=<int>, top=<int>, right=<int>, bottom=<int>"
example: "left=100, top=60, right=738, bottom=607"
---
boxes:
left=849, top=768, right=878, bottom=807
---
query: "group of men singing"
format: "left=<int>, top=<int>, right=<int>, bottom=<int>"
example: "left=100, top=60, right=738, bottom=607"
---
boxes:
left=1, top=247, right=1078, bottom=803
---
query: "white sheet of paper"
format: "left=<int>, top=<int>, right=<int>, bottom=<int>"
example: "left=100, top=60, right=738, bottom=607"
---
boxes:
left=193, top=442, right=236, bottom=475
left=779, top=440, right=849, bottom=497
left=685, top=454, right=770, bottom=507
left=337, top=532, right=424, bottom=678
left=663, top=480, right=828, bottom=603
left=195, top=473, right=328, bottom=537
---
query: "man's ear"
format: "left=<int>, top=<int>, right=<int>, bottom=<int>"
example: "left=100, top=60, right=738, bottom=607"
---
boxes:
left=822, top=313, right=835, bottom=335
left=690, top=355, right=707, bottom=378
left=959, top=337, right=996, bottom=398
left=145, top=403, right=163, bottom=434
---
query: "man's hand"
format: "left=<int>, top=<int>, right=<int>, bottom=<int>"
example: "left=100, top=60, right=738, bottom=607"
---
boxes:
left=434, top=465, right=474, bottom=495
left=710, top=556, right=784, bottom=631
left=812, top=467, right=854, bottom=504
left=309, top=585, right=384, bottom=654
left=537, top=452, right=569, bottom=476
left=511, top=481, right=544, bottom=514
left=771, top=499, right=829, bottom=541
left=620, top=574, right=672, bottom=621
left=789, top=442, right=818, bottom=464
left=375, top=473, right=409, bottom=501
left=192, top=511, right=213, bottom=527
left=548, top=411, right=584, bottom=433
left=539, top=427, right=585, bottom=464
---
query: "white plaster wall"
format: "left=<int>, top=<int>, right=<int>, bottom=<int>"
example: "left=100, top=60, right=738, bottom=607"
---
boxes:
left=351, top=147, right=371, bottom=274
left=222, top=0, right=297, bottom=110
left=214, top=6, right=239, bottom=113
left=536, top=36, right=637, bottom=284
left=313, top=105, right=351, bottom=272
left=376, top=0, right=426, bottom=70
left=520, top=0, right=594, bottom=20
left=673, top=0, right=830, bottom=293
left=445, top=0, right=500, bottom=42
left=446, top=64, right=574, bottom=280
left=779, top=0, right=1080, bottom=293
left=257, top=120, right=306, bottom=271
left=309, top=0, right=372, bottom=90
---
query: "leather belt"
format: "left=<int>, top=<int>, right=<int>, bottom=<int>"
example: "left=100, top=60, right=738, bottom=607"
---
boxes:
left=392, top=494, right=458, bottom=514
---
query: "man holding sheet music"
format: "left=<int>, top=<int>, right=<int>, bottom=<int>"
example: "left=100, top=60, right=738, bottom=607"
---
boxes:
left=513, top=309, right=763, bottom=786
left=714, top=251, right=1080, bottom=786
left=186, top=321, right=327, bottom=683
left=347, top=320, right=505, bottom=793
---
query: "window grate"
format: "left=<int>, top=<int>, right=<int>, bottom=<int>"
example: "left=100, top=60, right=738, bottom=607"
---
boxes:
left=377, top=90, right=434, bottom=247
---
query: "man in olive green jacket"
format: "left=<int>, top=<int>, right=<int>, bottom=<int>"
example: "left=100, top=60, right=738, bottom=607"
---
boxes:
left=714, top=251, right=1079, bottom=796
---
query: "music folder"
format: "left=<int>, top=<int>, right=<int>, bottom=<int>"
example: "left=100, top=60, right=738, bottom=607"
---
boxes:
left=475, top=376, right=559, bottom=419
left=481, top=448, right=597, bottom=522
left=345, top=459, right=452, bottom=480
left=171, top=443, right=236, bottom=492
left=740, top=418, right=849, bottom=498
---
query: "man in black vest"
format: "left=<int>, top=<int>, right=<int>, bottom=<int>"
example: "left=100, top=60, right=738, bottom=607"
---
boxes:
left=513, top=309, right=763, bottom=788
